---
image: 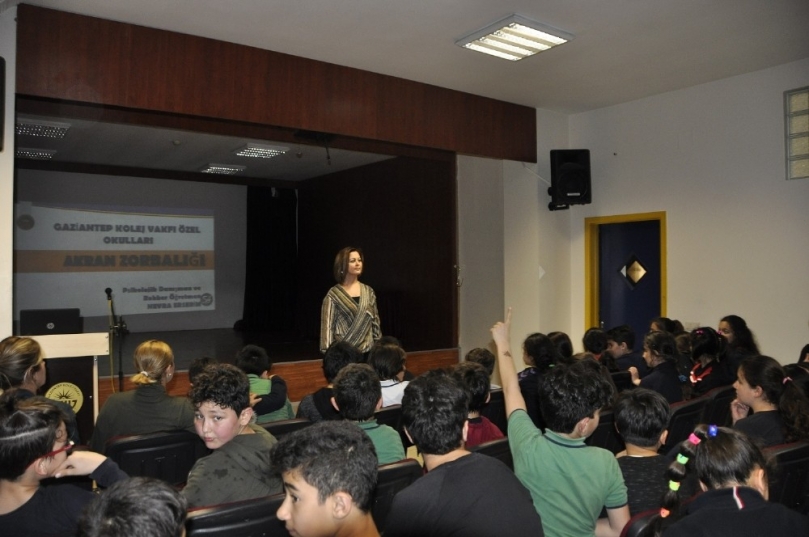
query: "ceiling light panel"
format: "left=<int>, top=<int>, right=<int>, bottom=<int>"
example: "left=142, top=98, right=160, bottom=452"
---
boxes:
left=16, top=148, right=58, bottom=160
left=16, top=119, right=72, bottom=138
left=235, top=143, right=289, bottom=159
left=456, top=14, right=573, bottom=61
left=200, top=163, right=246, bottom=175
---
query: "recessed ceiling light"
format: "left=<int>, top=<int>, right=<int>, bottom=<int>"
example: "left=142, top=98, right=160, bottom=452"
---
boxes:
left=456, top=14, right=573, bottom=61
left=235, top=143, right=288, bottom=159
left=16, top=119, right=72, bottom=138
left=16, top=148, right=57, bottom=160
left=200, top=163, right=246, bottom=175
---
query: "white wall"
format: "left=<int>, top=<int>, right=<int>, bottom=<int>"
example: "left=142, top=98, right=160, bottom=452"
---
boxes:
left=0, top=6, right=16, bottom=335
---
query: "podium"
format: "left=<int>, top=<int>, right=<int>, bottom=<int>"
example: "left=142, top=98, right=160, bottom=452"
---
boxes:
left=31, top=332, right=107, bottom=444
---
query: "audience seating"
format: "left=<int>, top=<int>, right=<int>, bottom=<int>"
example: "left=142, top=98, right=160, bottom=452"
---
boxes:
left=620, top=508, right=659, bottom=537
left=611, top=371, right=634, bottom=393
left=104, top=430, right=209, bottom=487
left=660, top=397, right=708, bottom=453
left=698, top=385, right=735, bottom=427
left=261, top=418, right=312, bottom=439
left=480, top=388, right=508, bottom=435
left=468, top=437, right=513, bottom=471
left=374, top=404, right=411, bottom=449
left=764, top=440, right=809, bottom=514
left=371, top=458, right=423, bottom=530
left=584, top=409, right=626, bottom=454
left=186, top=493, right=289, bottom=536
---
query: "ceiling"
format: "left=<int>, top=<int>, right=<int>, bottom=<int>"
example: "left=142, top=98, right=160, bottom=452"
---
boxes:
left=9, top=0, right=809, bottom=180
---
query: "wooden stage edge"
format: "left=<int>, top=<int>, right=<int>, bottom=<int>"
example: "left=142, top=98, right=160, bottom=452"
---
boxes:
left=98, top=348, right=460, bottom=408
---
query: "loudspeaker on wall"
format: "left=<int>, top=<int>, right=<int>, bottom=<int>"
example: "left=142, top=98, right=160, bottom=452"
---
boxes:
left=548, top=149, right=591, bottom=210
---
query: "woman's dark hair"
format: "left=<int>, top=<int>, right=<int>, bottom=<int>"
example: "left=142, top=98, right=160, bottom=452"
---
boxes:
left=333, top=246, right=363, bottom=284
left=783, top=364, right=809, bottom=400
left=547, top=332, right=574, bottom=360
left=644, top=331, right=677, bottom=364
left=523, top=333, right=564, bottom=372
left=798, top=343, right=809, bottom=364
left=720, top=315, right=760, bottom=354
left=689, top=327, right=725, bottom=364
left=643, top=425, right=771, bottom=537
left=738, top=355, right=809, bottom=442
left=650, top=317, right=677, bottom=333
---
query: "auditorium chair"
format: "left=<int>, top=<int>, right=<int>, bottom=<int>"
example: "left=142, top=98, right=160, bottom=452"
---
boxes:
left=584, top=409, right=626, bottom=454
left=374, top=404, right=411, bottom=449
left=764, top=440, right=809, bottom=514
left=371, top=458, right=423, bottom=529
left=698, top=384, right=735, bottom=427
left=480, top=388, right=508, bottom=435
left=261, top=417, right=312, bottom=439
left=104, top=429, right=209, bottom=487
left=660, top=397, right=708, bottom=453
left=186, top=493, right=289, bottom=536
left=468, top=437, right=513, bottom=471
left=610, top=371, right=634, bottom=393
left=619, top=508, right=659, bottom=537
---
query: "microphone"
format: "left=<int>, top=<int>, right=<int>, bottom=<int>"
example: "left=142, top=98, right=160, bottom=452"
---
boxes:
left=105, top=288, right=113, bottom=300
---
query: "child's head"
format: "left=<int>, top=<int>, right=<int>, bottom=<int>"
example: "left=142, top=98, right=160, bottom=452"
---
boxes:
left=539, top=361, right=613, bottom=435
left=235, top=344, right=272, bottom=376
left=131, top=340, right=174, bottom=386
left=464, top=348, right=496, bottom=377
left=0, top=391, right=68, bottom=482
left=78, top=477, right=187, bottom=537
left=322, top=341, right=363, bottom=383
left=606, top=325, right=635, bottom=358
left=0, top=336, right=45, bottom=392
left=689, top=327, right=724, bottom=363
left=331, top=363, right=381, bottom=421
left=643, top=331, right=677, bottom=367
left=547, top=332, right=574, bottom=360
left=188, top=356, right=217, bottom=386
left=650, top=317, right=676, bottom=333
left=189, top=364, right=253, bottom=450
left=271, top=421, right=378, bottom=537
left=582, top=328, right=608, bottom=355
left=368, top=343, right=406, bottom=381
left=522, top=332, right=562, bottom=371
left=613, top=388, right=671, bottom=449
left=451, top=362, right=491, bottom=412
left=718, top=314, right=759, bottom=353
left=401, top=369, right=468, bottom=455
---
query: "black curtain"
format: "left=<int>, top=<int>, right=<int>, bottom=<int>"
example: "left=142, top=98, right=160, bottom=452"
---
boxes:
left=239, top=187, right=298, bottom=336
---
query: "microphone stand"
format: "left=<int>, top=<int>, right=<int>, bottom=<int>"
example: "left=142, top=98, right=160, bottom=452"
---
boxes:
left=106, top=290, right=128, bottom=392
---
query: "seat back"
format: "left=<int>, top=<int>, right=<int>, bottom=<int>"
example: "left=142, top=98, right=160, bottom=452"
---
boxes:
left=764, top=440, right=809, bottom=514
left=611, top=371, right=634, bottom=393
left=585, top=409, right=626, bottom=454
left=105, top=430, right=209, bottom=486
left=660, top=398, right=707, bottom=453
left=468, top=437, right=513, bottom=470
left=371, top=458, right=423, bottom=529
left=186, top=493, right=289, bottom=536
left=480, top=388, right=507, bottom=435
left=261, top=418, right=312, bottom=439
left=699, top=385, right=735, bottom=427
left=620, top=508, right=659, bottom=537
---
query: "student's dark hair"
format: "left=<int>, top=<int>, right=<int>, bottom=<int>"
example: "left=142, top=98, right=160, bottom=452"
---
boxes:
left=189, top=363, right=250, bottom=415
left=333, top=246, right=363, bottom=284
left=738, top=355, right=809, bottom=442
left=78, top=477, right=187, bottom=537
left=674, top=332, right=691, bottom=358
left=401, top=369, right=468, bottom=455
left=783, top=364, right=809, bottom=399
left=644, top=331, right=677, bottom=364
left=0, top=391, right=66, bottom=480
left=720, top=314, right=760, bottom=354
left=582, top=328, right=608, bottom=355
left=451, top=362, right=491, bottom=412
left=523, top=333, right=563, bottom=372
left=650, top=317, right=677, bottom=333
left=548, top=332, right=574, bottom=360
left=332, top=364, right=381, bottom=420
left=613, top=388, right=671, bottom=448
left=376, top=335, right=402, bottom=348
left=689, top=327, right=724, bottom=363
left=188, top=356, right=217, bottom=385
left=270, top=421, right=378, bottom=512
left=368, top=343, right=406, bottom=381
left=644, top=425, right=771, bottom=537
left=539, top=361, right=614, bottom=434
left=235, top=344, right=272, bottom=376
left=322, top=341, right=363, bottom=383
left=799, top=343, right=809, bottom=364
left=465, top=348, right=496, bottom=377
left=607, top=324, right=636, bottom=350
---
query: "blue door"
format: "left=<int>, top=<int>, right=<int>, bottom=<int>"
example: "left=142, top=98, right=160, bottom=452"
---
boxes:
left=598, top=220, right=661, bottom=351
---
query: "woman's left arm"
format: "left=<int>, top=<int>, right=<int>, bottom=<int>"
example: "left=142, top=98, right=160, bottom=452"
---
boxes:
left=369, top=286, right=382, bottom=339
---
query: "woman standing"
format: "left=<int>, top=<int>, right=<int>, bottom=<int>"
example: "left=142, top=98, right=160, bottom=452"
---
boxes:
left=320, top=247, right=381, bottom=354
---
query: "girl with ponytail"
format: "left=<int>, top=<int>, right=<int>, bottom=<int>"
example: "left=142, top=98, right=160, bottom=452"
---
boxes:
left=688, top=327, right=729, bottom=398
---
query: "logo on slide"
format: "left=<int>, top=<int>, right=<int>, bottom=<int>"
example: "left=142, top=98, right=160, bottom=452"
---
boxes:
left=45, top=382, right=84, bottom=413
left=16, top=214, right=35, bottom=230
left=201, top=293, right=214, bottom=306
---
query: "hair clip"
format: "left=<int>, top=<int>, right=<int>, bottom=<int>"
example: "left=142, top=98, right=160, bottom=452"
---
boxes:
left=783, top=376, right=793, bottom=385
left=140, top=370, right=150, bottom=376
left=668, top=480, right=681, bottom=492
left=659, top=508, right=671, bottom=519
left=708, top=425, right=718, bottom=437
left=688, top=433, right=701, bottom=445
left=676, top=453, right=689, bottom=465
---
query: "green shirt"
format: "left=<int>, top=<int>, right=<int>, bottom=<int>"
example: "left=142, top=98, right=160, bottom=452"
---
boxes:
left=508, top=409, right=627, bottom=537
left=356, top=419, right=405, bottom=465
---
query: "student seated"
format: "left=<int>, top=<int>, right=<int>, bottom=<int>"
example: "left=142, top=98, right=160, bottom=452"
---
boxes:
left=629, top=331, right=683, bottom=404
left=0, top=391, right=128, bottom=537
left=297, top=341, right=363, bottom=422
left=492, top=309, right=630, bottom=537
left=368, top=343, right=409, bottom=407
left=236, top=344, right=293, bottom=423
left=450, top=362, right=504, bottom=448
left=270, top=420, right=380, bottom=537
left=183, top=363, right=282, bottom=508
left=78, top=477, right=187, bottom=537
left=606, top=325, right=648, bottom=376
left=583, top=327, right=616, bottom=370
left=518, top=332, right=564, bottom=429
left=384, top=369, right=542, bottom=537
left=465, top=347, right=500, bottom=388
left=613, top=388, right=674, bottom=515
left=331, top=363, right=405, bottom=464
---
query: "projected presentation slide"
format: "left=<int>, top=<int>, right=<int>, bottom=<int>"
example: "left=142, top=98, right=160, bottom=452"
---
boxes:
left=14, top=202, right=215, bottom=317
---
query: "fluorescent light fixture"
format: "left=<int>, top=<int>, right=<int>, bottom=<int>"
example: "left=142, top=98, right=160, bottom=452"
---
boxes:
left=16, top=148, right=57, bottom=160
left=16, top=119, right=72, bottom=138
left=200, top=163, right=246, bottom=175
left=235, top=143, right=288, bottom=159
left=456, top=14, right=573, bottom=61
